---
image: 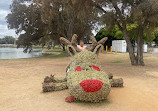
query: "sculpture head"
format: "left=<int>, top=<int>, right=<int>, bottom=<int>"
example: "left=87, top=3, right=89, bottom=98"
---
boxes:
left=60, top=34, right=110, bottom=102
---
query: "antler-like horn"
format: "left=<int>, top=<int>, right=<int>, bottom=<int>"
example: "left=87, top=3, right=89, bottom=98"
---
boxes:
left=71, top=34, right=78, bottom=45
left=89, top=36, right=108, bottom=51
left=98, top=37, right=108, bottom=45
left=89, top=35, right=98, bottom=51
left=60, top=34, right=78, bottom=51
left=60, top=37, right=71, bottom=46
left=71, top=34, right=78, bottom=50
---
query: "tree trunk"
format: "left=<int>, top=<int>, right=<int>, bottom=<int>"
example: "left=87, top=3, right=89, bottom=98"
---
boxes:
left=62, top=44, right=66, bottom=51
left=67, top=20, right=74, bottom=41
left=52, top=41, right=55, bottom=49
left=122, top=28, right=138, bottom=65
left=137, top=26, right=145, bottom=66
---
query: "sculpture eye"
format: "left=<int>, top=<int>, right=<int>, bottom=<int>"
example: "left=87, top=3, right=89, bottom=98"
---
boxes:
left=91, top=65, right=100, bottom=71
left=83, top=68, right=89, bottom=71
left=75, top=66, right=82, bottom=71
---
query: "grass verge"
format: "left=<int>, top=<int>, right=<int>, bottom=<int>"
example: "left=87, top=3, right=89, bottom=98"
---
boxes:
left=40, top=49, right=67, bottom=59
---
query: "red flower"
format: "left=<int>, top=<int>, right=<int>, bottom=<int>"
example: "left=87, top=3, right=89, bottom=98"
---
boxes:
left=65, top=96, right=76, bottom=102
left=91, top=65, right=100, bottom=71
left=80, top=79, right=103, bottom=92
left=75, top=66, right=82, bottom=71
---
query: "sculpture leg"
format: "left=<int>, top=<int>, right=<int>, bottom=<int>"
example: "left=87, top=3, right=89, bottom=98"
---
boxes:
left=107, top=72, right=123, bottom=87
left=43, top=74, right=68, bottom=92
left=44, top=74, right=67, bottom=83
left=110, top=78, right=123, bottom=87
left=43, top=82, right=68, bottom=92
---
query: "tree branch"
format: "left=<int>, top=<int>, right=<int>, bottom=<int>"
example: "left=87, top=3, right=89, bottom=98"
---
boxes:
left=116, top=20, right=123, bottom=31
left=113, top=4, right=124, bottom=22
left=94, top=4, right=107, bottom=14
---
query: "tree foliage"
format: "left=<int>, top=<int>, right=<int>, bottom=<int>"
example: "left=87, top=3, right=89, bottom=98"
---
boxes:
left=0, top=36, right=15, bottom=44
left=96, top=24, right=156, bottom=45
left=93, top=0, right=158, bottom=65
left=95, top=26, right=124, bottom=48
left=7, top=0, right=46, bottom=51
left=153, top=29, right=158, bottom=45
left=6, top=0, right=97, bottom=52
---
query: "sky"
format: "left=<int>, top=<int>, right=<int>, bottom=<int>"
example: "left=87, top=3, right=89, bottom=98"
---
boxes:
left=0, top=0, right=16, bottom=38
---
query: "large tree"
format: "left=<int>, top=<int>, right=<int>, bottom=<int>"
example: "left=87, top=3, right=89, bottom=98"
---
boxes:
left=101, top=0, right=158, bottom=65
left=76, top=0, right=158, bottom=65
left=6, top=0, right=46, bottom=52
left=6, top=0, right=97, bottom=52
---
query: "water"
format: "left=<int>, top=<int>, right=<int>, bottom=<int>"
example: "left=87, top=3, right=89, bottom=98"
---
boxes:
left=0, top=48, right=42, bottom=59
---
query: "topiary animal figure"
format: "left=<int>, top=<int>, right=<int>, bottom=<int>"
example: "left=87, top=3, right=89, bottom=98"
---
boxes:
left=42, top=34, right=123, bottom=103
left=66, top=46, right=111, bottom=102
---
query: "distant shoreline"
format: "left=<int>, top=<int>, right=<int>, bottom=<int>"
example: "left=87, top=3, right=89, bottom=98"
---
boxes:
left=0, top=44, right=16, bottom=48
left=0, top=44, right=43, bottom=48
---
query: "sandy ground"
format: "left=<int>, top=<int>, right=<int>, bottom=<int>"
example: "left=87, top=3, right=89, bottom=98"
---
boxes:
left=0, top=53, right=158, bottom=111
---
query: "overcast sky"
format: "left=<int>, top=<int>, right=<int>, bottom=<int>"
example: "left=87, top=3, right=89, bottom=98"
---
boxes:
left=0, top=0, right=16, bottom=38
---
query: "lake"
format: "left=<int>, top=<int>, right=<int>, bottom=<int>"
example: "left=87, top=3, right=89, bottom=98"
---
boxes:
left=0, top=48, right=42, bottom=59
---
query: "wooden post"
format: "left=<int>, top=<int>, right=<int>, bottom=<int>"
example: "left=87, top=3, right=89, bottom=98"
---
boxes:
left=106, top=46, right=108, bottom=53
left=102, top=47, right=104, bottom=53
left=111, top=46, right=112, bottom=53
left=115, top=46, right=117, bottom=54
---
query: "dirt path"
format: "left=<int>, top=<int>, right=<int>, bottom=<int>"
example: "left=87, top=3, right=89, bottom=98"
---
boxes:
left=0, top=54, right=158, bottom=111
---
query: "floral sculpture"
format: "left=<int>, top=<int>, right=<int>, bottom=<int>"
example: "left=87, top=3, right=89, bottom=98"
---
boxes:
left=42, top=34, right=123, bottom=103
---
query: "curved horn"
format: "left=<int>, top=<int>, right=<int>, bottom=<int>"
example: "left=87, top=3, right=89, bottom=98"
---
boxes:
left=98, top=37, right=108, bottom=45
left=59, top=34, right=79, bottom=52
left=71, top=34, right=78, bottom=45
left=60, top=37, right=71, bottom=46
left=89, top=36, right=108, bottom=51
left=89, top=35, right=98, bottom=51
left=71, top=34, right=78, bottom=50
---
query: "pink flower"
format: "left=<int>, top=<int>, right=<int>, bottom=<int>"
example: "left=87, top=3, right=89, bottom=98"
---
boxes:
left=75, top=66, right=82, bottom=71
left=80, top=79, right=103, bottom=92
left=91, top=65, right=100, bottom=71
left=65, top=96, right=76, bottom=102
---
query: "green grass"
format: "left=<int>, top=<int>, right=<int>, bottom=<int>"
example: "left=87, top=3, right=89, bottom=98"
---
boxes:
left=40, top=50, right=67, bottom=59
left=44, top=49, right=63, bottom=52
left=111, top=60, right=123, bottom=63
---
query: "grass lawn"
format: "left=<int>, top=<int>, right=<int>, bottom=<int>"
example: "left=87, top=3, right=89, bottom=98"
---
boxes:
left=40, top=49, right=67, bottom=59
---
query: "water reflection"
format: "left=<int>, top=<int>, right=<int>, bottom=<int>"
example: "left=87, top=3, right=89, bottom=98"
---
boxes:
left=0, top=48, right=42, bottom=59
